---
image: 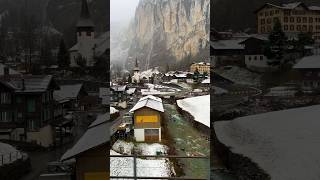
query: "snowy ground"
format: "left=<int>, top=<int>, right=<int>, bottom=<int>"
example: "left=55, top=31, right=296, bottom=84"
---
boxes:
left=214, top=105, right=320, bottom=180
left=110, top=140, right=172, bottom=179
left=177, top=95, right=210, bottom=127
left=215, top=66, right=261, bottom=85
left=0, top=142, right=23, bottom=166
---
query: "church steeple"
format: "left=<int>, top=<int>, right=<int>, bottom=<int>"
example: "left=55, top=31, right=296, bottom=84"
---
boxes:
left=133, top=58, right=140, bottom=72
left=77, top=0, right=94, bottom=28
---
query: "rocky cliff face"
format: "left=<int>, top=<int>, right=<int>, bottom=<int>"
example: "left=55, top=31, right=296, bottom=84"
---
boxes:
left=127, top=0, right=210, bottom=70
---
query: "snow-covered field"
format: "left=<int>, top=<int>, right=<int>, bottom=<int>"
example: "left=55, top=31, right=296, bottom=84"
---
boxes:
left=0, top=142, right=23, bottom=166
left=177, top=95, right=210, bottom=127
left=110, top=150, right=172, bottom=178
left=215, top=66, right=261, bottom=85
left=214, top=105, right=320, bottom=180
left=110, top=140, right=172, bottom=179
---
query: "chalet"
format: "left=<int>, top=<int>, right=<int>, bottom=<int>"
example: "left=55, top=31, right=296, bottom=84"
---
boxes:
left=0, top=75, right=59, bottom=147
left=293, top=55, right=320, bottom=90
left=53, top=84, right=88, bottom=111
left=210, top=39, right=245, bottom=67
left=130, top=95, right=164, bottom=142
left=239, top=36, right=279, bottom=72
left=61, top=113, right=109, bottom=180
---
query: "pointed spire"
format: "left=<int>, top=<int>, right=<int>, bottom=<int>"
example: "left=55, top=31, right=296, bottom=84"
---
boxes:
left=80, top=0, right=91, bottom=19
left=77, top=0, right=94, bottom=28
left=133, top=57, right=140, bottom=72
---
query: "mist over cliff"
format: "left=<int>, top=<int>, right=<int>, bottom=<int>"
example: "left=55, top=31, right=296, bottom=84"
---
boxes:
left=111, top=0, right=210, bottom=71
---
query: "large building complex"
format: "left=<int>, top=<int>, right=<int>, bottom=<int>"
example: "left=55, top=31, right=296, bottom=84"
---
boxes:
left=255, top=2, right=320, bottom=40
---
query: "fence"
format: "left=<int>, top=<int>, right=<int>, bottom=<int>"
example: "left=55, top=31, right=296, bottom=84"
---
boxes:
left=110, top=154, right=209, bottom=180
left=0, top=151, right=27, bottom=166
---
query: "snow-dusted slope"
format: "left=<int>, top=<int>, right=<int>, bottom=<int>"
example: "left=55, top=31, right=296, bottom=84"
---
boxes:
left=214, top=105, right=320, bottom=180
left=177, top=95, right=210, bottom=127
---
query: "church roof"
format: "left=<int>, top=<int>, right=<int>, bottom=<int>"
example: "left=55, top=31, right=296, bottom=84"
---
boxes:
left=77, top=0, right=94, bottom=28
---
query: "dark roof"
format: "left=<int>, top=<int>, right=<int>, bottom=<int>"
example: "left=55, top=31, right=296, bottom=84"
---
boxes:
left=0, top=75, right=59, bottom=93
left=77, top=0, right=94, bottom=28
left=254, top=2, right=318, bottom=13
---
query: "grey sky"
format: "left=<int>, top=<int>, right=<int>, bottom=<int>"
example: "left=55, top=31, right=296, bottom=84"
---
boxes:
left=111, top=0, right=140, bottom=23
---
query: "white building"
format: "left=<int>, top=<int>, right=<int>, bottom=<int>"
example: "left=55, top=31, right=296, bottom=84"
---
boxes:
left=69, top=0, right=109, bottom=67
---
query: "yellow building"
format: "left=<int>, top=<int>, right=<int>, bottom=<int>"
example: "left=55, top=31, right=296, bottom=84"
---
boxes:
left=130, top=95, right=164, bottom=142
left=255, top=2, right=320, bottom=40
left=190, top=62, right=210, bottom=75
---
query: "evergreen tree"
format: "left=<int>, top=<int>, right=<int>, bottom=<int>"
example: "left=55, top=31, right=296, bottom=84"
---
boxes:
left=265, top=19, right=288, bottom=66
left=128, top=74, right=132, bottom=83
left=57, top=39, right=70, bottom=68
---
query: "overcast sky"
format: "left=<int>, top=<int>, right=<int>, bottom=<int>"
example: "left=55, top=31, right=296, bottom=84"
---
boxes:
left=111, top=0, right=140, bottom=23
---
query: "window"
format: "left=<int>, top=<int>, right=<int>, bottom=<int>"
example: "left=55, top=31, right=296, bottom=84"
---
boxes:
left=290, top=25, right=294, bottom=31
left=254, top=56, right=257, bottom=60
left=0, top=93, right=11, bottom=104
left=27, top=98, right=36, bottom=113
left=267, top=18, right=271, bottom=24
left=16, top=96, right=22, bottom=103
left=284, top=17, right=288, bottom=22
left=297, top=25, right=301, bottom=31
left=260, top=56, right=263, bottom=60
left=87, top=31, right=91, bottom=36
left=248, top=56, right=252, bottom=61
left=275, top=10, right=279, bottom=14
left=303, top=25, right=307, bottom=31
left=28, top=119, right=38, bottom=131
left=0, top=112, right=12, bottom=122
left=261, top=19, right=265, bottom=24
left=310, top=25, right=313, bottom=31
left=297, top=17, right=301, bottom=23
left=309, top=17, right=313, bottom=23
left=290, top=17, right=294, bottom=23
left=303, top=17, right=307, bottom=23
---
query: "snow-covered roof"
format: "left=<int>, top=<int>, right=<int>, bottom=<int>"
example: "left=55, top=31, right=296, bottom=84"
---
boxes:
left=130, top=95, right=164, bottom=113
left=61, top=114, right=109, bottom=161
left=210, top=39, right=245, bottom=50
left=177, top=95, right=210, bottom=127
left=110, top=107, right=119, bottom=115
left=293, top=55, right=320, bottom=69
left=214, top=105, right=320, bottom=180
left=126, top=88, right=136, bottom=95
left=54, top=84, right=83, bottom=101
left=1, top=75, right=58, bottom=93
left=0, top=142, right=22, bottom=166
left=201, top=78, right=210, bottom=84
left=111, top=85, right=127, bottom=92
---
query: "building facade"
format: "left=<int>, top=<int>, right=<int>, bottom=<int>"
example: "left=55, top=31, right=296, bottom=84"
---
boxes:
left=0, top=75, right=59, bottom=147
left=190, top=62, right=211, bottom=75
left=130, top=95, right=164, bottom=142
left=256, top=2, right=320, bottom=40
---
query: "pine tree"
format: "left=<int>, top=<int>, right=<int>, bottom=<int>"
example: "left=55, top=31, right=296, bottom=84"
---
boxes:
left=128, top=74, right=132, bottom=83
left=265, top=19, right=288, bottom=66
left=57, top=39, right=70, bottom=68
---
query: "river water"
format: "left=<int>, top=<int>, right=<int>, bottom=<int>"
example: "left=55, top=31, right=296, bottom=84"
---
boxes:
left=164, top=103, right=237, bottom=180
